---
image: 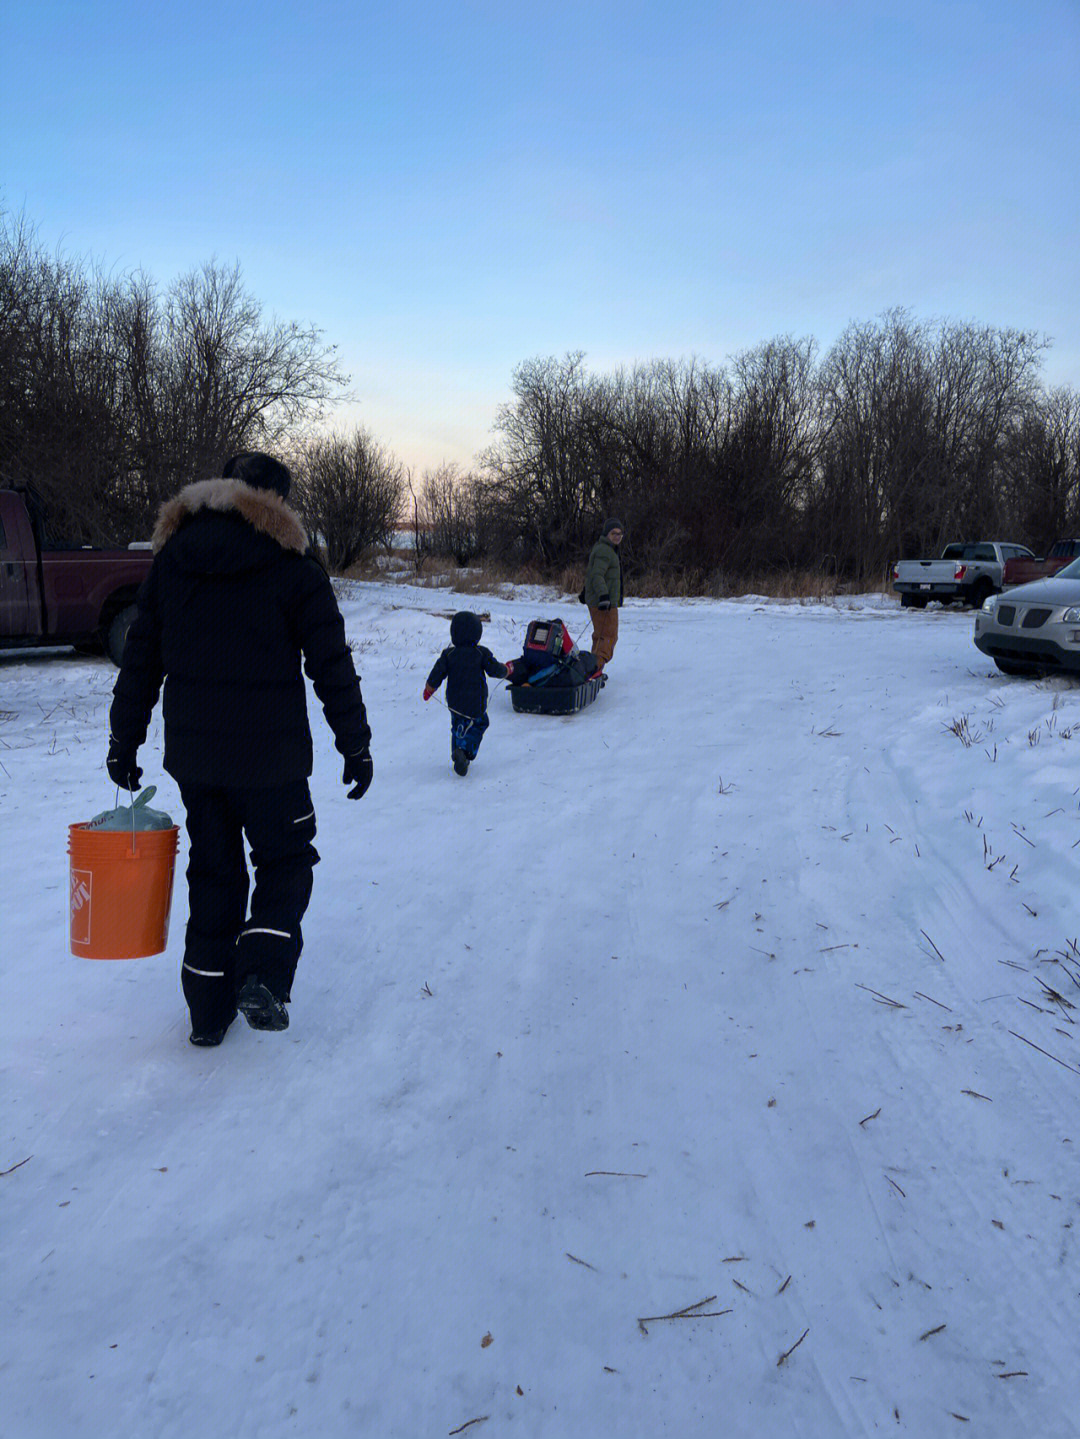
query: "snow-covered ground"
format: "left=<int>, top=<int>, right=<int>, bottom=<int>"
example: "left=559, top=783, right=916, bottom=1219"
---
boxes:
left=3, top=587, right=1078, bottom=1439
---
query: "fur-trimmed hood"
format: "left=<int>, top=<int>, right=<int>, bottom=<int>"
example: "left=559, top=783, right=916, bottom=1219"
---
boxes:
left=152, top=479, right=308, bottom=556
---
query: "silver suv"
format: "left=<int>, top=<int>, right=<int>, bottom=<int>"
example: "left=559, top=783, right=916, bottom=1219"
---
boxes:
left=973, top=557, right=1080, bottom=675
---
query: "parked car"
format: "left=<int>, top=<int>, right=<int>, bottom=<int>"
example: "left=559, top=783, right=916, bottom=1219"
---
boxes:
left=973, top=557, right=1080, bottom=675
left=0, top=488, right=153, bottom=664
left=893, top=541, right=1034, bottom=608
left=1001, top=538, right=1080, bottom=588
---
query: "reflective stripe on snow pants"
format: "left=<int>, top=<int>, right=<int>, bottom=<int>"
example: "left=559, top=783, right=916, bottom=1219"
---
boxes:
left=179, top=780, right=319, bottom=1031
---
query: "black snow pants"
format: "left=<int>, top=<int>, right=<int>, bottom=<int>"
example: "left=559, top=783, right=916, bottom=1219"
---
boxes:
left=178, top=780, right=319, bottom=1033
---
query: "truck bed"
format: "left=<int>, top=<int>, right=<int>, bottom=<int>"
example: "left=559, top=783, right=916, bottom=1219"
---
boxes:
left=1002, top=541, right=1080, bottom=588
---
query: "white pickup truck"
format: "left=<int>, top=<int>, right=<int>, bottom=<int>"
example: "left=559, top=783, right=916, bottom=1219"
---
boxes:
left=892, top=541, right=1034, bottom=609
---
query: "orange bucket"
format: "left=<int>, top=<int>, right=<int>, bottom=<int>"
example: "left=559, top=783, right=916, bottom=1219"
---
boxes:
left=68, top=823, right=179, bottom=959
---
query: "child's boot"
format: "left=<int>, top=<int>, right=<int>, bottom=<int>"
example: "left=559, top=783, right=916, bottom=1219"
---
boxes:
left=452, top=747, right=470, bottom=776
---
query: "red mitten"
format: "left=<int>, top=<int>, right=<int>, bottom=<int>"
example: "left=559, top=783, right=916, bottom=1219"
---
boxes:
left=423, top=686, right=434, bottom=701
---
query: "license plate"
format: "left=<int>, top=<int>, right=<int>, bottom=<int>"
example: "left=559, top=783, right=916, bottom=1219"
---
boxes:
left=919, top=583, right=932, bottom=590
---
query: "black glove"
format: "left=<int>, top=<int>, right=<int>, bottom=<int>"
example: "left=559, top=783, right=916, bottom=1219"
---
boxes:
left=343, top=750, right=373, bottom=800
left=107, top=740, right=142, bottom=792
left=597, top=594, right=612, bottom=611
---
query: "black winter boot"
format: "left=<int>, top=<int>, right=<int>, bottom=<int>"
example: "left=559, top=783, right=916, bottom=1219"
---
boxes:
left=452, top=747, right=470, bottom=776
left=238, top=975, right=290, bottom=1032
left=189, top=1013, right=236, bottom=1047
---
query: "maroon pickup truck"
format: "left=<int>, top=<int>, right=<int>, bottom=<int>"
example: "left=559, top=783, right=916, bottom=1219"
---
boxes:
left=0, top=489, right=153, bottom=664
left=1001, top=539, right=1080, bottom=589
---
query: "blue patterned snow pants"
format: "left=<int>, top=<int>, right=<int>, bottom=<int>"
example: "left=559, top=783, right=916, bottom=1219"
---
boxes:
left=451, top=711, right=489, bottom=759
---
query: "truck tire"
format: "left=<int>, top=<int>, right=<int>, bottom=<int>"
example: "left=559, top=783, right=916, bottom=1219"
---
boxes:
left=969, top=578, right=994, bottom=609
left=105, top=603, right=138, bottom=666
left=900, top=593, right=928, bottom=608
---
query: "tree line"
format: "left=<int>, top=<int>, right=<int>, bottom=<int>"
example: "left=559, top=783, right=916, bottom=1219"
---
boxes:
left=464, top=326, right=1079, bottom=587
left=0, top=210, right=409, bottom=564
left=4, top=209, right=1077, bottom=587
left=0, top=210, right=356, bottom=543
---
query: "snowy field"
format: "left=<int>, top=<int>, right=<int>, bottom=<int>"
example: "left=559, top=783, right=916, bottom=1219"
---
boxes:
left=3, top=585, right=1079, bottom=1439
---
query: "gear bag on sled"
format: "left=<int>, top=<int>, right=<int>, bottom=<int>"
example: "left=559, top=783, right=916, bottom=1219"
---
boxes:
left=508, top=618, right=606, bottom=714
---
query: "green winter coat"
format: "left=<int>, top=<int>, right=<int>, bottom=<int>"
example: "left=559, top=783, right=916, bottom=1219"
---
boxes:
left=583, top=538, right=623, bottom=609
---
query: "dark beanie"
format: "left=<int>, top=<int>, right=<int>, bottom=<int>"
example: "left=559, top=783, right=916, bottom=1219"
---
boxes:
left=601, top=517, right=625, bottom=537
left=223, top=451, right=292, bottom=500
left=450, top=610, right=483, bottom=646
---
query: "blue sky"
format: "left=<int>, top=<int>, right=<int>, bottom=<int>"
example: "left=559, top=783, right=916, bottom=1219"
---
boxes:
left=4, top=0, right=1079, bottom=474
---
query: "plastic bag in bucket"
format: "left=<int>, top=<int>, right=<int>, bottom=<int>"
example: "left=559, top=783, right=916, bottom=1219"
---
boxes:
left=86, top=786, right=175, bottom=832
left=69, top=787, right=179, bottom=959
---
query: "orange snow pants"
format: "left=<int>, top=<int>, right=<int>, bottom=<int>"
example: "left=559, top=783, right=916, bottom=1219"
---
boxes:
left=588, top=606, right=619, bottom=667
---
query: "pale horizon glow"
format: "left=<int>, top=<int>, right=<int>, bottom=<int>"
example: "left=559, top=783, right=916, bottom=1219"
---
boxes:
left=4, top=0, right=1078, bottom=476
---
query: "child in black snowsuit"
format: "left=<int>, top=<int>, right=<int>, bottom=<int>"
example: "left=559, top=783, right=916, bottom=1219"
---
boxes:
left=423, top=611, right=510, bottom=775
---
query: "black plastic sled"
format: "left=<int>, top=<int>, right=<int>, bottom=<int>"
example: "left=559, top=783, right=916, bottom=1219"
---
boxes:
left=510, top=671, right=606, bottom=715
left=507, top=617, right=606, bottom=715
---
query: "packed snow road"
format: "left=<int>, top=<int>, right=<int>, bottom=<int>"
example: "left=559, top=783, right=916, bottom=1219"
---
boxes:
left=3, top=586, right=1078, bottom=1438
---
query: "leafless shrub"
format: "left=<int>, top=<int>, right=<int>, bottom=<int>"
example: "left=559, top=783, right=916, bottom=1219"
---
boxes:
left=294, top=428, right=405, bottom=572
left=417, top=463, right=488, bottom=564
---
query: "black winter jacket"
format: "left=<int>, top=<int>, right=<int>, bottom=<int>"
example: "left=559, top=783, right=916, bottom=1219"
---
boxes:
left=426, top=612, right=507, bottom=719
left=110, top=479, right=370, bottom=787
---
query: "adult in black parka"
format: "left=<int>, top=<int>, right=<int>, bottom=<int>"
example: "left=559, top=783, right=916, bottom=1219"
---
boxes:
left=108, top=451, right=372, bottom=1045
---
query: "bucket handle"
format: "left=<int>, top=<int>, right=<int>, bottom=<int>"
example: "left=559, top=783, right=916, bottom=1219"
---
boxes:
left=113, top=786, right=137, bottom=854
left=114, top=783, right=158, bottom=854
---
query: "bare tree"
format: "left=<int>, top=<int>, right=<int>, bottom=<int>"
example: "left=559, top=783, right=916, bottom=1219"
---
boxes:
left=481, top=352, right=600, bottom=563
left=419, top=462, right=488, bottom=563
left=723, top=336, right=821, bottom=572
left=0, top=215, right=132, bottom=540
left=0, top=210, right=348, bottom=540
left=156, top=262, right=345, bottom=480
left=814, top=311, right=936, bottom=578
left=294, top=428, right=406, bottom=571
left=1002, top=384, right=1080, bottom=547
left=812, top=313, right=1056, bottom=578
left=596, top=358, right=734, bottom=578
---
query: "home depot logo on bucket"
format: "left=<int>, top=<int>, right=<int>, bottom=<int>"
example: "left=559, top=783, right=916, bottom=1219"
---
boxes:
left=70, top=868, right=92, bottom=947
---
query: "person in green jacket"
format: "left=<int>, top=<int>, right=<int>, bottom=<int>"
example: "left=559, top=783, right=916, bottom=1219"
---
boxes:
left=582, top=518, right=624, bottom=669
